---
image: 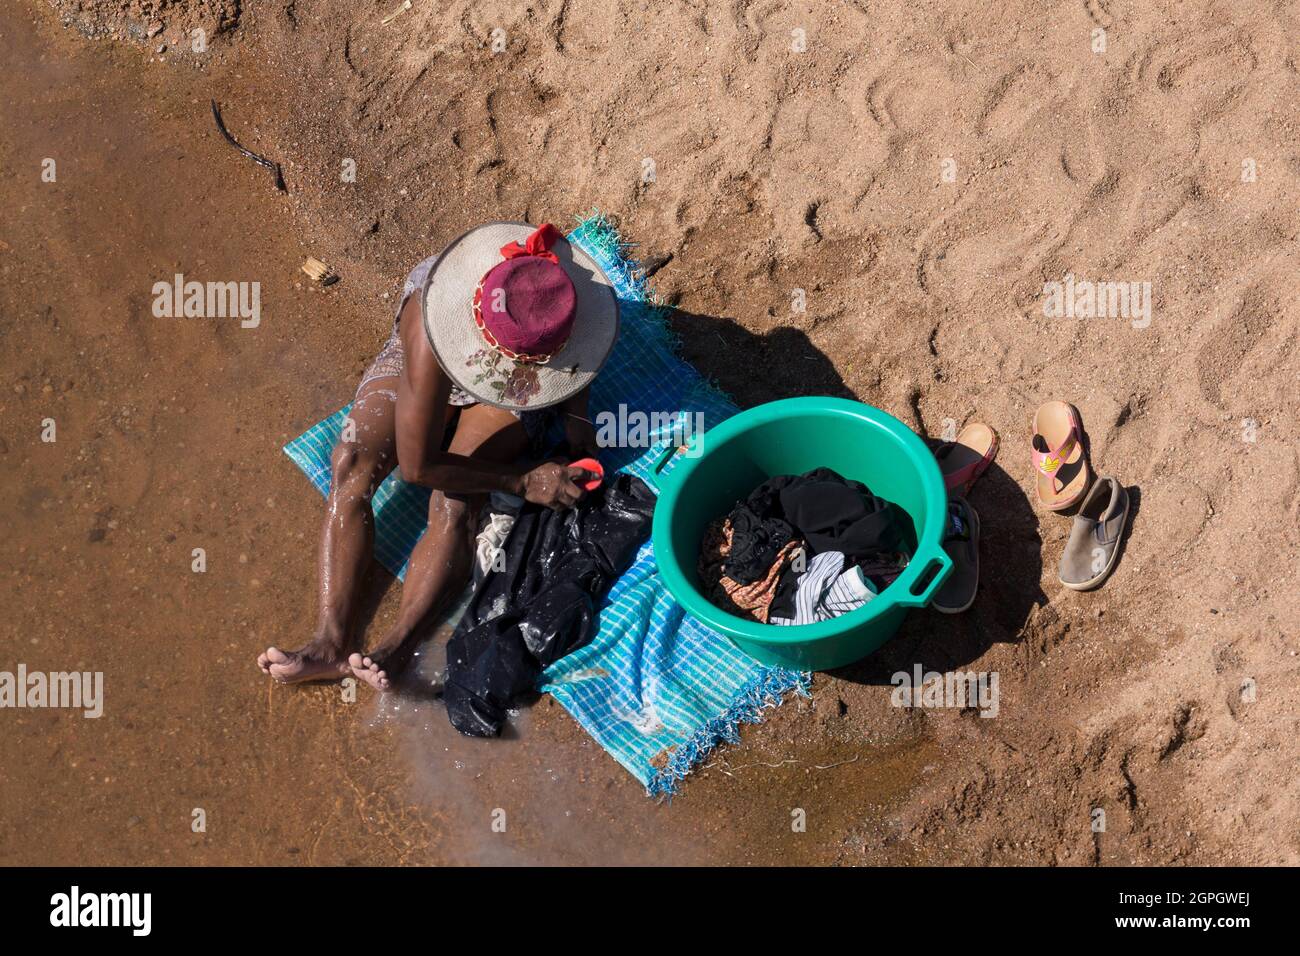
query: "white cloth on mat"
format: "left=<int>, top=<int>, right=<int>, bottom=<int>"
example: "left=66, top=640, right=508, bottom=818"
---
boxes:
left=474, top=493, right=523, bottom=582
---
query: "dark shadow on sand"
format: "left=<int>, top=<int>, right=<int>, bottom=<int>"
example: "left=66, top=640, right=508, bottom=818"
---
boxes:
left=667, top=307, right=856, bottom=407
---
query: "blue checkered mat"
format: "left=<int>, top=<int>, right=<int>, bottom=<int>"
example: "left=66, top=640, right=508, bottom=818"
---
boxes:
left=283, top=214, right=809, bottom=796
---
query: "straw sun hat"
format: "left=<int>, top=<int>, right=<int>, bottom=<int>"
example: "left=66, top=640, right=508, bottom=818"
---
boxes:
left=421, top=221, right=619, bottom=410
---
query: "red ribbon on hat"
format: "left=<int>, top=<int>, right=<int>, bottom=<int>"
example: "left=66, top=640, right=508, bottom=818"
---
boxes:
left=498, top=223, right=561, bottom=263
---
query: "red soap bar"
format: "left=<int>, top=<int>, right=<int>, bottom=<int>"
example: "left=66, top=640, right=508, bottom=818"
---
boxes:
left=569, top=457, right=604, bottom=492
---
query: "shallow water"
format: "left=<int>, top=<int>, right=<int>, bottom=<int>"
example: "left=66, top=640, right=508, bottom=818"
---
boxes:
left=0, top=1, right=934, bottom=866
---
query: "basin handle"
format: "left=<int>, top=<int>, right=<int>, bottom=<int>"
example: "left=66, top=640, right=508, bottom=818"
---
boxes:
left=896, top=549, right=954, bottom=607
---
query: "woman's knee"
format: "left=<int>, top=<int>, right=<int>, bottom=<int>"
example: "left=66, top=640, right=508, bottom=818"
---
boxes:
left=427, top=490, right=474, bottom=534
left=330, top=440, right=389, bottom=498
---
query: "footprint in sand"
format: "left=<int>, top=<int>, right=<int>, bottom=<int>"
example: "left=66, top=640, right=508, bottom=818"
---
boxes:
left=975, top=64, right=1063, bottom=138
left=1194, top=284, right=1296, bottom=412
left=1082, top=0, right=1114, bottom=29
left=1144, top=32, right=1258, bottom=123
left=865, top=61, right=960, bottom=136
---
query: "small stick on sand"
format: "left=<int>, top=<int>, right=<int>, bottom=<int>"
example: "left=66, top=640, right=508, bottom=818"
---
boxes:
left=812, top=754, right=861, bottom=771
left=382, top=0, right=412, bottom=26
left=210, top=100, right=286, bottom=192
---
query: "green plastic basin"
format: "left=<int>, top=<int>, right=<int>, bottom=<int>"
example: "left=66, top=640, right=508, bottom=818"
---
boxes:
left=648, top=397, right=952, bottom=671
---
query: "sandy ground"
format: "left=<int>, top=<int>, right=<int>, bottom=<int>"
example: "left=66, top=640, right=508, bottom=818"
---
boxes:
left=2, top=0, right=1298, bottom=865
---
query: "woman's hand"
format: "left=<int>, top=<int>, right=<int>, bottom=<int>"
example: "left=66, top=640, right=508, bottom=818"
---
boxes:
left=520, top=461, right=593, bottom=510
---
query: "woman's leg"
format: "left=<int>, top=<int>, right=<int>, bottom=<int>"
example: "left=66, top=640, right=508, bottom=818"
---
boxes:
left=257, top=381, right=402, bottom=682
left=349, top=402, right=530, bottom=690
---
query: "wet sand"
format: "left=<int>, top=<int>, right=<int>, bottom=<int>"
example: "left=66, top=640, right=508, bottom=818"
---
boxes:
left=0, top=2, right=933, bottom=866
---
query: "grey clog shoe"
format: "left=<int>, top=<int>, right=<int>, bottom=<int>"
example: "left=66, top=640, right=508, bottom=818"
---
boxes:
left=1058, top=476, right=1129, bottom=591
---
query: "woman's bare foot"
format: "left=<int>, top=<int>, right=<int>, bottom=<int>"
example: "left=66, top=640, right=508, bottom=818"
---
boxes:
left=348, top=640, right=416, bottom=692
left=257, top=640, right=351, bottom=684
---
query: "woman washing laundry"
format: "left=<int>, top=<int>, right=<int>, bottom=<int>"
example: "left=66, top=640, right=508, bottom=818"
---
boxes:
left=257, top=223, right=620, bottom=690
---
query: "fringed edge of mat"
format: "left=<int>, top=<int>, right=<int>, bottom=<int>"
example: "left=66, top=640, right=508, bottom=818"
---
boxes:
left=569, top=210, right=736, bottom=404
left=569, top=210, right=667, bottom=315
left=645, top=668, right=813, bottom=798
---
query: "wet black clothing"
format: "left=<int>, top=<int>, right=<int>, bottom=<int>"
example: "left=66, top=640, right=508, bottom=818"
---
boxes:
left=777, top=469, right=907, bottom=560
left=722, top=507, right=795, bottom=584
left=444, top=473, right=656, bottom=738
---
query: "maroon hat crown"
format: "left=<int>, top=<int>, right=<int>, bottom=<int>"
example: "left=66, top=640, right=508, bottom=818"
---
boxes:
left=472, top=223, right=576, bottom=363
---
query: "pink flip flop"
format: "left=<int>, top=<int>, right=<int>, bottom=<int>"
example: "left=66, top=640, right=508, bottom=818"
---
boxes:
left=934, top=422, right=1000, bottom=496
left=1032, top=401, right=1091, bottom=511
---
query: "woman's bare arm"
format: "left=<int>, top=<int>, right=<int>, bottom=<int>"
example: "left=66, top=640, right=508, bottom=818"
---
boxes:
left=392, top=296, right=588, bottom=507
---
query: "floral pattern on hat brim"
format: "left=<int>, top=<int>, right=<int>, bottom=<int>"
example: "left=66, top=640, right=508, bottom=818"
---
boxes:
left=465, top=347, right=543, bottom=406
